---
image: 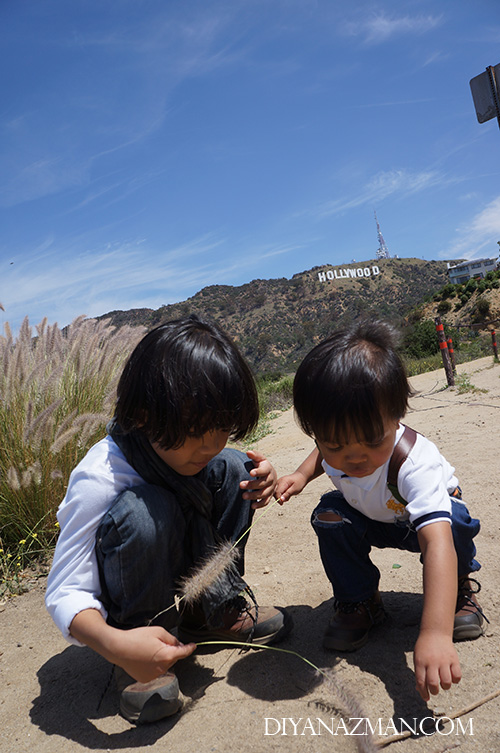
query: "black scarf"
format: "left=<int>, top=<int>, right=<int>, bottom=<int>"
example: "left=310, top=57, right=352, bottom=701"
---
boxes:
left=108, top=420, right=248, bottom=624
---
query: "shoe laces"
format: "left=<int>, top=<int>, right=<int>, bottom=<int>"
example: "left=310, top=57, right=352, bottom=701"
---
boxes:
left=226, top=590, right=259, bottom=642
left=457, top=578, right=490, bottom=624
left=333, top=597, right=376, bottom=616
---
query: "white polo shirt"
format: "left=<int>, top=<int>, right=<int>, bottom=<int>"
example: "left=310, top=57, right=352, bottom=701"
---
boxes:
left=321, top=424, right=458, bottom=531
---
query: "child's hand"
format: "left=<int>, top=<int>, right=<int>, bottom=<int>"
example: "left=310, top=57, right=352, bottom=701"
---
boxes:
left=275, top=471, right=308, bottom=504
left=413, top=631, right=462, bottom=701
left=240, top=450, right=277, bottom=509
left=109, top=625, right=197, bottom=684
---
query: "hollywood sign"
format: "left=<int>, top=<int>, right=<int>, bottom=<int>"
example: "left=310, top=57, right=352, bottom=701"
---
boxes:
left=318, top=265, right=381, bottom=282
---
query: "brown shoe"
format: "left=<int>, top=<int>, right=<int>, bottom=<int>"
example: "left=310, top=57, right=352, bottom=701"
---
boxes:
left=178, top=599, right=291, bottom=646
left=453, top=577, right=488, bottom=641
left=115, top=667, right=182, bottom=724
left=323, top=592, right=385, bottom=651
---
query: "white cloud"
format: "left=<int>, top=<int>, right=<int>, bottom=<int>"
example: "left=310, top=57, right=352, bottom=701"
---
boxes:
left=2, top=235, right=225, bottom=330
left=445, top=196, right=500, bottom=259
left=344, top=12, right=442, bottom=44
left=2, top=230, right=303, bottom=332
left=313, top=168, right=451, bottom=218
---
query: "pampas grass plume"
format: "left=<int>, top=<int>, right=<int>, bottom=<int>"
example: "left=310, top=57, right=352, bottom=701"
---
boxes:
left=318, top=667, right=378, bottom=753
left=178, top=541, right=240, bottom=605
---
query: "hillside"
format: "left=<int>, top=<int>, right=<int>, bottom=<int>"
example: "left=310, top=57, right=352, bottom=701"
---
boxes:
left=417, top=279, right=500, bottom=333
left=100, top=257, right=456, bottom=373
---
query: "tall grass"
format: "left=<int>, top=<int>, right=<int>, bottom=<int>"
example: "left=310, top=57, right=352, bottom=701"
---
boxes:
left=242, top=373, right=294, bottom=444
left=0, top=316, right=145, bottom=556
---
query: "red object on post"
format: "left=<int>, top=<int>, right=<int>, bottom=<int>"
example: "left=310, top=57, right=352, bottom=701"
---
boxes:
left=434, top=317, right=455, bottom=386
left=447, top=336, right=456, bottom=372
left=492, top=330, right=498, bottom=360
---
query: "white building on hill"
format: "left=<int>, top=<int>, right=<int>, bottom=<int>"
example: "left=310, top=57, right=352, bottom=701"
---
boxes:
left=447, top=257, right=498, bottom=285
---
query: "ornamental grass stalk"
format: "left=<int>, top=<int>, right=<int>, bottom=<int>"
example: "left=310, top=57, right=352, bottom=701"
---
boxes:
left=0, top=315, right=145, bottom=555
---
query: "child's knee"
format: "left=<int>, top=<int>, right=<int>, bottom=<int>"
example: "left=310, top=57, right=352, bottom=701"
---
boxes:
left=316, top=511, right=343, bottom=522
left=101, top=484, right=185, bottom=549
left=312, top=508, right=352, bottom=528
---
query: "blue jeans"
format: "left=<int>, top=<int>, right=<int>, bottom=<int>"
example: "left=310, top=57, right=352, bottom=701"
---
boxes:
left=96, top=448, right=255, bottom=630
left=311, top=491, right=481, bottom=603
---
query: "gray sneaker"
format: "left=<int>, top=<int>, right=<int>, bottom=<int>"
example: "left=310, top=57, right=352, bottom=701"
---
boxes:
left=115, top=667, right=182, bottom=724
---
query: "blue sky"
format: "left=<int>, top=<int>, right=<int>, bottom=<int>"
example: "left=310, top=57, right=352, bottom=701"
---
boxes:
left=2, top=0, right=500, bottom=332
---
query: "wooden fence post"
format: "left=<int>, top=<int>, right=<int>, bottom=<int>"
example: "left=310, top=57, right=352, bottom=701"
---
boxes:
left=435, top=317, right=455, bottom=386
left=492, top=330, right=499, bottom=360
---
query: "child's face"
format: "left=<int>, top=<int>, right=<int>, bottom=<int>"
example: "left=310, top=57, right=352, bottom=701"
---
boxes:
left=315, top=417, right=399, bottom=478
left=152, top=429, right=230, bottom=475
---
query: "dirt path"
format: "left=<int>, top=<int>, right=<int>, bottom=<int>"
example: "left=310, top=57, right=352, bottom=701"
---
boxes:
left=2, top=357, right=500, bottom=752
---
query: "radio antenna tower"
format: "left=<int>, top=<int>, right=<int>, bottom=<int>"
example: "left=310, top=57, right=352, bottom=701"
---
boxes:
left=374, top=211, right=390, bottom=259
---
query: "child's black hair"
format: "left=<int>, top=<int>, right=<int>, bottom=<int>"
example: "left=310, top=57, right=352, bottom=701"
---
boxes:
left=115, top=314, right=259, bottom=448
left=293, top=319, right=412, bottom=445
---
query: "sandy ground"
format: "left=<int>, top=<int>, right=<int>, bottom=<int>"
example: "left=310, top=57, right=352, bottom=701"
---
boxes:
left=2, top=356, right=500, bottom=753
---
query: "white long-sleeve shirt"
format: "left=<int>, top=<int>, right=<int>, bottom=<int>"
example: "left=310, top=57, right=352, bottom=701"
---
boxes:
left=321, top=424, right=458, bottom=531
left=45, top=436, right=144, bottom=644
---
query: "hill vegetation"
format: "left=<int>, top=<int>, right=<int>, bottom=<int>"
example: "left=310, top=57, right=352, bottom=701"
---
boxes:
left=402, top=267, right=500, bottom=367
left=100, top=257, right=455, bottom=373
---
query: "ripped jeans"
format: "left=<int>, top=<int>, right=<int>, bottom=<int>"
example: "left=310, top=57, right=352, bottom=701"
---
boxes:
left=311, top=491, right=481, bottom=603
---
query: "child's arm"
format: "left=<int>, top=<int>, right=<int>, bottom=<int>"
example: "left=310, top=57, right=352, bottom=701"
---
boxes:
left=70, top=609, right=196, bottom=683
left=414, top=521, right=462, bottom=701
left=275, top=447, right=325, bottom=504
left=240, top=450, right=278, bottom=509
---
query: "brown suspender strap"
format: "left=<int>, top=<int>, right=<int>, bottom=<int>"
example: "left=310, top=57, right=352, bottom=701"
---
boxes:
left=387, top=425, right=418, bottom=489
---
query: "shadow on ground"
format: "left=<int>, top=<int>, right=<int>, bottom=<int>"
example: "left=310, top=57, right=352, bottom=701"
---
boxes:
left=30, top=590, right=432, bottom=746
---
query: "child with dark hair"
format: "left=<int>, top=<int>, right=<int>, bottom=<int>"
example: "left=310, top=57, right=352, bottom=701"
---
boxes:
left=276, top=319, right=485, bottom=702
left=46, top=314, right=289, bottom=724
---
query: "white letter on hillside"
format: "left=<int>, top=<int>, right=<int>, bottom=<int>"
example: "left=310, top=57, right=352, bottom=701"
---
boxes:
left=318, top=272, right=326, bottom=282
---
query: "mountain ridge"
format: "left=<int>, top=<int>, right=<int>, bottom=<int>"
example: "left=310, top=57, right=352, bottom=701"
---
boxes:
left=99, top=257, right=457, bottom=372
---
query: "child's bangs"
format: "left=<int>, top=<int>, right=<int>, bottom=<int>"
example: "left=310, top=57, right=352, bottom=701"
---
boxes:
left=316, top=397, right=386, bottom=446
left=162, top=358, right=258, bottom=448
left=181, top=396, right=243, bottom=440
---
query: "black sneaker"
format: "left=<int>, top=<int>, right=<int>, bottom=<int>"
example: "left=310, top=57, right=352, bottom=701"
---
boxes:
left=323, top=592, right=386, bottom=651
left=115, top=667, right=182, bottom=724
left=453, top=577, right=488, bottom=641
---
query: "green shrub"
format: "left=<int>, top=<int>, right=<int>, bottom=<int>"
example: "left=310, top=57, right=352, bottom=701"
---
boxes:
left=437, top=300, right=452, bottom=314
left=402, top=319, right=458, bottom=359
left=472, top=297, right=491, bottom=320
left=256, top=373, right=294, bottom=414
left=440, top=284, right=456, bottom=300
